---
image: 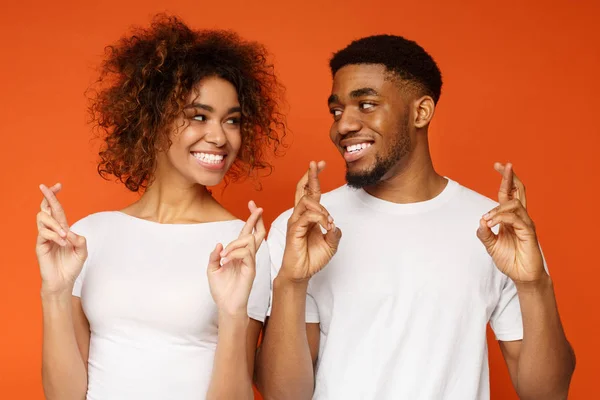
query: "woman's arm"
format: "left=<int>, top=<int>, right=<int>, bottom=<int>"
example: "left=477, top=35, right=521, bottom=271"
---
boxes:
left=41, top=293, right=90, bottom=400
left=206, top=203, right=267, bottom=400
left=207, top=317, right=262, bottom=400
left=36, top=184, right=90, bottom=400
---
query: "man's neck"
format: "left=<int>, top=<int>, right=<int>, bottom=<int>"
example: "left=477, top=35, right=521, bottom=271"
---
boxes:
left=364, top=147, right=447, bottom=204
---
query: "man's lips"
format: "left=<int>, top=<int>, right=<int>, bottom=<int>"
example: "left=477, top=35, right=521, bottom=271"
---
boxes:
left=342, top=141, right=373, bottom=163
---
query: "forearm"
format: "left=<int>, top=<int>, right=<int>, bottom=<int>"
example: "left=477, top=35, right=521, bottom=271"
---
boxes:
left=515, top=275, right=575, bottom=399
left=41, top=291, right=87, bottom=400
left=207, top=314, right=254, bottom=400
left=256, top=277, right=314, bottom=400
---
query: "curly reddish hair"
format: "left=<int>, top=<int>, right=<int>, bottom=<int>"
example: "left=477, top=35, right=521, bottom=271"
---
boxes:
left=88, top=14, right=286, bottom=192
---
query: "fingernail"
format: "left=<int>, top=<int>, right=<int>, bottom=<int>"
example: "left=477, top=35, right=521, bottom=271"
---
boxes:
left=220, top=251, right=227, bottom=257
left=60, top=229, right=67, bottom=237
left=221, top=257, right=229, bottom=264
left=487, top=220, right=494, bottom=227
left=483, top=213, right=490, bottom=220
left=60, top=239, right=67, bottom=246
left=328, top=215, right=333, bottom=223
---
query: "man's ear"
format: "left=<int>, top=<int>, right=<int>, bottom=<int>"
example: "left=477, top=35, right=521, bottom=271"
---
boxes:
left=413, top=95, right=436, bottom=128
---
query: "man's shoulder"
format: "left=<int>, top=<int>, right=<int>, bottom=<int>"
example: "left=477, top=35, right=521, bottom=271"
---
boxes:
left=451, top=178, right=499, bottom=214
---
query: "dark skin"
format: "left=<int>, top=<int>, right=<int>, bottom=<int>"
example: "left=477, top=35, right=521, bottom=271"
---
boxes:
left=257, top=64, right=575, bottom=400
left=328, top=65, right=447, bottom=203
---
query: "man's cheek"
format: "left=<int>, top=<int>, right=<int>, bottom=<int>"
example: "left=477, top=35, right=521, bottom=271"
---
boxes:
left=329, top=126, right=337, bottom=143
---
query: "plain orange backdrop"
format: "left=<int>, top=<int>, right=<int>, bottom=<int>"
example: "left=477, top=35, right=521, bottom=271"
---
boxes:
left=1, top=0, right=598, bottom=398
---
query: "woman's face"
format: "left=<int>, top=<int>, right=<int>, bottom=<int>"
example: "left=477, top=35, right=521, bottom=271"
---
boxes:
left=156, top=76, right=243, bottom=187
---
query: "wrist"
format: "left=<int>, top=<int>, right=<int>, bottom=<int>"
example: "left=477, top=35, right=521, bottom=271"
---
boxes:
left=217, top=306, right=249, bottom=322
left=217, top=312, right=249, bottom=331
left=40, top=280, right=75, bottom=297
left=514, top=273, right=553, bottom=294
left=274, top=273, right=310, bottom=291
left=40, top=285, right=73, bottom=301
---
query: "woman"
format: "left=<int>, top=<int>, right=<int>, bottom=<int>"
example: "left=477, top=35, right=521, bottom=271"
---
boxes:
left=36, top=15, right=285, bottom=400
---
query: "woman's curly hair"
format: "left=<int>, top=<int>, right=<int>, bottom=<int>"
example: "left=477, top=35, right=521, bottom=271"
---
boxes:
left=89, top=14, right=286, bottom=192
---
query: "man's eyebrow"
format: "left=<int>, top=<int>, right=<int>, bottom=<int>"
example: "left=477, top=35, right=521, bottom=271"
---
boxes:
left=349, top=87, right=379, bottom=98
left=328, top=88, right=380, bottom=105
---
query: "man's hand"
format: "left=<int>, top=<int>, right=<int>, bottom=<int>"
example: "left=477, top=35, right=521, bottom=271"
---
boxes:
left=477, top=162, right=546, bottom=283
left=279, top=161, right=342, bottom=283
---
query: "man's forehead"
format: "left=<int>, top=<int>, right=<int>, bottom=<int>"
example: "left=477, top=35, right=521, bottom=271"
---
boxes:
left=331, top=64, right=390, bottom=93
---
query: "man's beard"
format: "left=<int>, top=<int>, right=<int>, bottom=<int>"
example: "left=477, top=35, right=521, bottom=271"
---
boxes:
left=345, top=122, right=411, bottom=189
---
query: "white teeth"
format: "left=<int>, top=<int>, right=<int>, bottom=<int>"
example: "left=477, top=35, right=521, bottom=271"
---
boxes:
left=346, top=142, right=372, bottom=153
left=192, top=152, right=224, bottom=164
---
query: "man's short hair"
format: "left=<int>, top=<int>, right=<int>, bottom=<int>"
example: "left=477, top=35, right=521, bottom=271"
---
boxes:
left=330, top=35, right=443, bottom=103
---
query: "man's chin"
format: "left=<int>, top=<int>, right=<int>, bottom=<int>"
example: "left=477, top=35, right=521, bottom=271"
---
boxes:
left=345, top=170, right=379, bottom=189
left=345, top=158, right=394, bottom=188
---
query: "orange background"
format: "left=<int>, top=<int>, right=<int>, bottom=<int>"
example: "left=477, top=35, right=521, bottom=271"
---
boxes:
left=1, top=0, right=598, bottom=398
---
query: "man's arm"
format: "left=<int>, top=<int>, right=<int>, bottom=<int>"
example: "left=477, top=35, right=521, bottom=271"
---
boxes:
left=255, top=161, right=341, bottom=399
left=478, top=162, right=575, bottom=399
left=500, top=276, right=575, bottom=400
left=256, top=280, right=320, bottom=399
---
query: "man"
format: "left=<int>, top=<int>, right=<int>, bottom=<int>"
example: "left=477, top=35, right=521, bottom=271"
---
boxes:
left=256, top=35, right=575, bottom=399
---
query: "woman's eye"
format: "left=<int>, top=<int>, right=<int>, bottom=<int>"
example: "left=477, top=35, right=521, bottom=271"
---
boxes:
left=193, top=115, right=206, bottom=122
left=225, top=117, right=241, bottom=125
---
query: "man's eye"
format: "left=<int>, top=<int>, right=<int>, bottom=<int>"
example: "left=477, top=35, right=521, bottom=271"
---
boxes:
left=360, top=103, right=375, bottom=110
left=330, top=109, right=342, bottom=117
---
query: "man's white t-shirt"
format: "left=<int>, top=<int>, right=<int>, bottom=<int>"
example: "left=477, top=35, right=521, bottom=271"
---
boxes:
left=267, top=179, right=526, bottom=400
left=70, top=211, right=271, bottom=400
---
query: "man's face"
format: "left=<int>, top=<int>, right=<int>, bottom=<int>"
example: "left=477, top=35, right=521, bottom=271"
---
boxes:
left=328, top=64, right=412, bottom=188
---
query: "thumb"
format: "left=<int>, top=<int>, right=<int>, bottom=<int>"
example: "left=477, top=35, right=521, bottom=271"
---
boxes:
left=476, top=218, right=497, bottom=254
left=67, top=231, right=88, bottom=260
left=324, top=224, right=342, bottom=252
left=207, top=243, right=223, bottom=274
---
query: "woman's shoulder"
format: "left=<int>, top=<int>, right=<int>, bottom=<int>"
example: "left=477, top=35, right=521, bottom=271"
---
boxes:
left=69, top=211, right=120, bottom=236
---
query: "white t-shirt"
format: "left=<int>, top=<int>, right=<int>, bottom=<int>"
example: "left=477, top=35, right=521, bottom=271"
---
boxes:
left=267, top=179, right=526, bottom=400
left=70, top=211, right=271, bottom=400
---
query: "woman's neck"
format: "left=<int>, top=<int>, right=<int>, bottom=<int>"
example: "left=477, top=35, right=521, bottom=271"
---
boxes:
left=122, top=179, right=234, bottom=224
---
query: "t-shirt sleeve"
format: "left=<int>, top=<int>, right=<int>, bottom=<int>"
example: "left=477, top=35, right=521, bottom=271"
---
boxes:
left=247, top=242, right=271, bottom=322
left=265, top=216, right=320, bottom=323
left=69, top=217, right=94, bottom=298
left=489, top=275, right=523, bottom=341
left=490, top=246, right=550, bottom=341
